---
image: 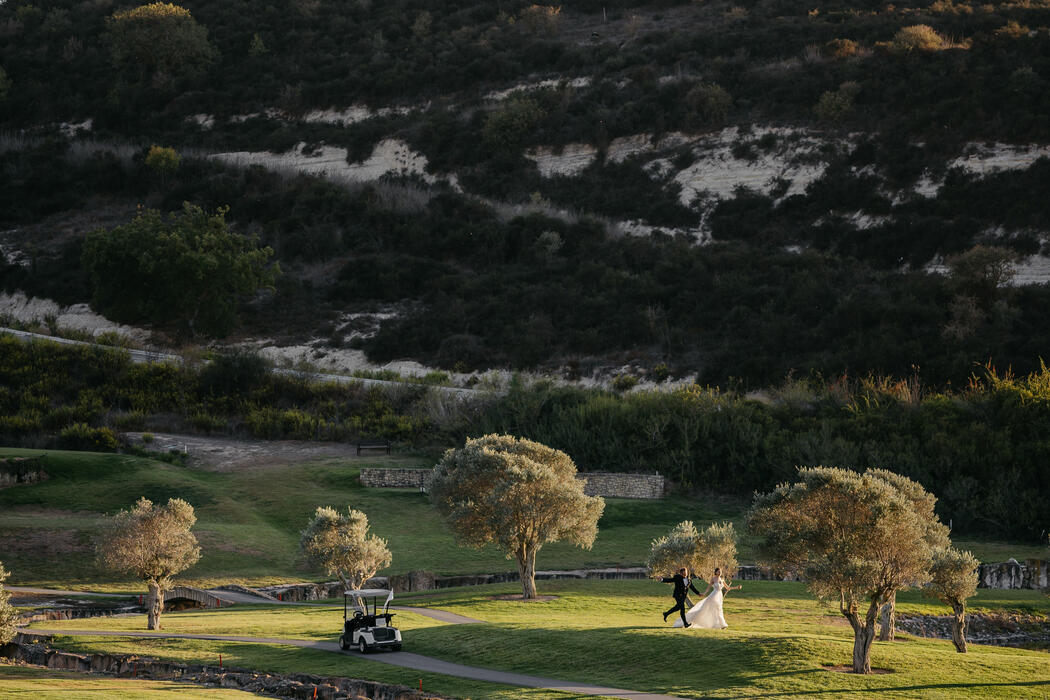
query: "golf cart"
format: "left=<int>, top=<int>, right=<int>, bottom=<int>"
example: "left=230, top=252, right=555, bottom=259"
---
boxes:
left=339, top=588, right=402, bottom=653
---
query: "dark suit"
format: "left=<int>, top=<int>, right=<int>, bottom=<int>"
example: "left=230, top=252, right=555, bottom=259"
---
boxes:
left=662, top=573, right=701, bottom=625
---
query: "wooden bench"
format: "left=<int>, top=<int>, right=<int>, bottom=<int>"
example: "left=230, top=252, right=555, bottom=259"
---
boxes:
left=357, top=440, right=391, bottom=455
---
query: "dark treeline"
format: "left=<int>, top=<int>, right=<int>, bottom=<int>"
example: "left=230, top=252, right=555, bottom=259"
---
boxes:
left=2, top=0, right=1050, bottom=154
left=0, top=335, right=432, bottom=446
left=2, top=334, right=1047, bottom=539
left=473, top=374, right=1050, bottom=540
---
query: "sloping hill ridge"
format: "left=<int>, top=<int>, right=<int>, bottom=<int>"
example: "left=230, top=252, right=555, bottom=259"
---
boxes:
left=2, top=0, right=1050, bottom=386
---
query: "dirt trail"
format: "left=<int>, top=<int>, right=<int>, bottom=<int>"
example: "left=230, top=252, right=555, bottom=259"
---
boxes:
left=124, top=432, right=382, bottom=471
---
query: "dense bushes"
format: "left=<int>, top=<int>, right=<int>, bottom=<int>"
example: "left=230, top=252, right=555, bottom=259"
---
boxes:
left=5, top=332, right=1046, bottom=539
left=471, top=371, right=1050, bottom=540
left=0, top=335, right=432, bottom=445
left=7, top=141, right=1050, bottom=387
left=82, top=203, right=279, bottom=337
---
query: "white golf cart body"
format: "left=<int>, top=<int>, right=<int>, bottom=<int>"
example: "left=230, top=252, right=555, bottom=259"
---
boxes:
left=339, top=588, right=402, bottom=653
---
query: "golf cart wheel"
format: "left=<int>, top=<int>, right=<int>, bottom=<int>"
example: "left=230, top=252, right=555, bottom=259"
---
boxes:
left=338, top=635, right=349, bottom=651
left=358, top=638, right=369, bottom=654
left=391, top=644, right=402, bottom=652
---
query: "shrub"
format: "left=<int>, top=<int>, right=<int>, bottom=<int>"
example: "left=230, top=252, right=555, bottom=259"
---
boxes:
left=612, top=373, right=639, bottom=392
left=887, top=25, right=949, bottom=53
left=814, top=82, right=860, bottom=123
left=58, top=423, right=119, bottom=451
left=188, top=410, right=226, bottom=434
left=483, top=97, right=547, bottom=151
left=824, top=38, right=858, bottom=59
left=686, top=82, right=732, bottom=126
left=519, top=5, right=561, bottom=35
left=106, top=3, right=216, bottom=86
left=145, top=145, right=180, bottom=175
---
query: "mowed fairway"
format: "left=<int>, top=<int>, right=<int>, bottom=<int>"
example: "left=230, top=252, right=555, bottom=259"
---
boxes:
left=1, top=447, right=1043, bottom=590
left=0, top=662, right=267, bottom=698
left=29, top=580, right=1050, bottom=699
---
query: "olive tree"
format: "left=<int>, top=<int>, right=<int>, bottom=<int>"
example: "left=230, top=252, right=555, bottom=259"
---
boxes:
left=96, top=498, right=201, bottom=630
left=747, top=467, right=941, bottom=673
left=647, top=520, right=738, bottom=582
left=430, top=434, right=605, bottom=599
left=867, top=468, right=949, bottom=641
left=0, top=561, right=18, bottom=644
left=925, top=547, right=979, bottom=653
left=300, top=507, right=392, bottom=602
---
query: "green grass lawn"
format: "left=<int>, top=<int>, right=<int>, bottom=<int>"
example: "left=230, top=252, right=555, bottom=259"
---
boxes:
left=2, top=447, right=1046, bottom=590
left=0, top=662, right=268, bottom=698
left=29, top=580, right=1050, bottom=699
left=0, top=447, right=743, bottom=589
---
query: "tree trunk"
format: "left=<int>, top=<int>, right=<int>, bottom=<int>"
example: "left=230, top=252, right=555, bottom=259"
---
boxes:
left=842, top=596, right=881, bottom=674
left=850, top=617, right=877, bottom=673
left=515, top=544, right=538, bottom=599
left=950, top=602, right=967, bottom=653
left=878, top=590, right=896, bottom=642
left=146, top=582, right=165, bottom=630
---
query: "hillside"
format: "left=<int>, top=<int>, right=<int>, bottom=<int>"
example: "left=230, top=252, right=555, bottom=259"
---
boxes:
left=3, top=0, right=1050, bottom=386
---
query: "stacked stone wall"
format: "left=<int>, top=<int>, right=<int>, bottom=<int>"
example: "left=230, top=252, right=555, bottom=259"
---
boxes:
left=359, top=468, right=664, bottom=499
left=0, top=456, right=47, bottom=487
left=3, top=633, right=447, bottom=699
left=359, top=468, right=432, bottom=489
left=978, top=558, right=1049, bottom=590
left=577, top=472, right=664, bottom=499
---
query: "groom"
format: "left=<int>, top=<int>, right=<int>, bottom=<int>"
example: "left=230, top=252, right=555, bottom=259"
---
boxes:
left=662, top=566, right=701, bottom=627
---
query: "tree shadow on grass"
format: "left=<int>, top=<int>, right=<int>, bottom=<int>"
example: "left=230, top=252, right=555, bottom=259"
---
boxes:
left=408, top=623, right=1050, bottom=698
left=711, top=679, right=1050, bottom=699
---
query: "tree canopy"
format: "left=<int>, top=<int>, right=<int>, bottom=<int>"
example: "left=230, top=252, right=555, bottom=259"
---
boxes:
left=83, top=203, right=278, bottom=337
left=647, top=520, right=738, bottom=582
left=747, top=466, right=948, bottom=673
left=300, top=507, right=391, bottom=593
left=106, top=3, right=215, bottom=86
left=96, top=497, right=201, bottom=630
left=0, top=561, right=17, bottom=645
left=430, top=434, right=605, bottom=599
left=925, top=546, right=980, bottom=652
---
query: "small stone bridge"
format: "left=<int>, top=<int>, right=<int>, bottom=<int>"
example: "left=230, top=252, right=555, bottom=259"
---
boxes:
left=166, top=586, right=274, bottom=608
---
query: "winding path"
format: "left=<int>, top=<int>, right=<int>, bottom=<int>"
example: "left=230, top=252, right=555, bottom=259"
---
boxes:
left=14, top=586, right=681, bottom=698
left=23, top=628, right=682, bottom=700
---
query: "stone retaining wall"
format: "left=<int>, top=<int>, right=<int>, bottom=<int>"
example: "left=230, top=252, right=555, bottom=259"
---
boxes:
left=359, top=468, right=665, bottom=499
left=577, top=472, right=664, bottom=499
left=359, top=468, right=432, bottom=489
left=0, top=456, right=47, bottom=487
left=897, top=612, right=1050, bottom=648
left=17, top=604, right=144, bottom=625
left=978, top=559, right=1049, bottom=590
left=4, top=633, right=446, bottom=700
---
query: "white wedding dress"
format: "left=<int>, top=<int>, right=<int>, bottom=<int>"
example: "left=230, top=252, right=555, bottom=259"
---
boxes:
left=673, top=576, right=728, bottom=629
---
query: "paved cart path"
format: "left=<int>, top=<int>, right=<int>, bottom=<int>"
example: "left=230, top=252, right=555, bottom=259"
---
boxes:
left=23, top=628, right=685, bottom=700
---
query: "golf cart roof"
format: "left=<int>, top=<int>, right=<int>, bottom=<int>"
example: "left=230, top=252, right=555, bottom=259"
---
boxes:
left=344, top=589, right=393, bottom=599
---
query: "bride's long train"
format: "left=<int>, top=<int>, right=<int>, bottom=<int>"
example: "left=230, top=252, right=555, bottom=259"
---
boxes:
left=672, top=586, right=728, bottom=629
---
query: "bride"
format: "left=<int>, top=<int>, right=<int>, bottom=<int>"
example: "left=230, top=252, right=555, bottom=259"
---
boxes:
left=673, top=567, right=740, bottom=629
